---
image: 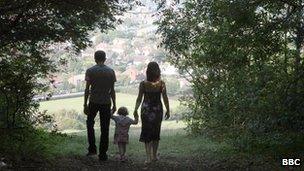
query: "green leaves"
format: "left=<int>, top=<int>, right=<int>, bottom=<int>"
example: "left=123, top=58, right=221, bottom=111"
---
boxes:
left=0, top=0, right=137, bottom=128
left=0, top=0, right=135, bottom=51
left=157, top=0, right=304, bottom=150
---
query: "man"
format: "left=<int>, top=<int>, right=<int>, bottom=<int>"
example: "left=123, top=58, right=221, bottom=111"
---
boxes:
left=84, top=50, right=116, bottom=161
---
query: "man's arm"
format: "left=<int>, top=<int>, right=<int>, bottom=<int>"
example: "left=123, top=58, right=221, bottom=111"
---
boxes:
left=110, top=82, right=116, bottom=114
left=111, top=114, right=117, bottom=120
left=84, top=81, right=90, bottom=115
left=111, top=70, right=117, bottom=114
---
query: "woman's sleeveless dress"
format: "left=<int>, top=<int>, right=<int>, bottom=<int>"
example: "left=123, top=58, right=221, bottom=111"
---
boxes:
left=139, top=81, right=163, bottom=142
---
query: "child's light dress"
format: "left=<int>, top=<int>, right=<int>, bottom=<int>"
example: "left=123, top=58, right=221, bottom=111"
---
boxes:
left=112, top=115, right=134, bottom=144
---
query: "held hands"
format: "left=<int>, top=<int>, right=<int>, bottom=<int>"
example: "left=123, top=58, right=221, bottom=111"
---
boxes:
left=133, top=110, right=139, bottom=119
left=165, top=110, right=170, bottom=120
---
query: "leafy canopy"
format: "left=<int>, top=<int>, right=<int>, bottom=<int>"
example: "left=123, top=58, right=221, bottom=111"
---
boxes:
left=157, top=0, right=304, bottom=151
left=0, top=0, right=137, bottom=128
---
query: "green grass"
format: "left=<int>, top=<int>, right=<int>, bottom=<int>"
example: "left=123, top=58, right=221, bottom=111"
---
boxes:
left=3, top=121, right=278, bottom=170
left=38, top=93, right=238, bottom=166
left=48, top=121, right=276, bottom=170
left=39, top=93, right=180, bottom=114
left=37, top=93, right=279, bottom=169
left=50, top=121, right=187, bottom=157
left=49, top=120, right=239, bottom=165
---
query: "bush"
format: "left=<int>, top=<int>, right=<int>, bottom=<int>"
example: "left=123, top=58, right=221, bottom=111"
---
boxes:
left=162, top=76, right=180, bottom=96
left=157, top=0, right=304, bottom=154
left=49, top=109, right=86, bottom=131
left=170, top=105, right=188, bottom=121
left=0, top=128, right=67, bottom=162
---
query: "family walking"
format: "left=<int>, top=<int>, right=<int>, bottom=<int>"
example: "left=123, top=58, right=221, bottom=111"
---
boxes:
left=83, top=50, right=170, bottom=164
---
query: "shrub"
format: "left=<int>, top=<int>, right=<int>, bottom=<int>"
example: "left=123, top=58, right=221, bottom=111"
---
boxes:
left=49, top=109, right=86, bottom=131
left=0, top=128, right=67, bottom=161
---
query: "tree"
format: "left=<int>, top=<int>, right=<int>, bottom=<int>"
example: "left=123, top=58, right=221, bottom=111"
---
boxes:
left=162, top=76, right=180, bottom=96
left=0, top=0, right=137, bottom=128
left=157, top=0, right=304, bottom=149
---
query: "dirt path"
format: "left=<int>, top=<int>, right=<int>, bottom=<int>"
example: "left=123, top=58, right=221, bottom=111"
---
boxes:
left=4, top=154, right=277, bottom=171
left=8, top=159, right=201, bottom=171
left=5, top=155, right=230, bottom=171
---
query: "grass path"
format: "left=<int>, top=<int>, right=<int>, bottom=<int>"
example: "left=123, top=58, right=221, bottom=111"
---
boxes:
left=25, top=94, right=281, bottom=170
left=10, top=121, right=279, bottom=171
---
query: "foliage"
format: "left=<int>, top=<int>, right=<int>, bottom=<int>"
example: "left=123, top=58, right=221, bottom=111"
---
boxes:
left=49, top=109, right=86, bottom=131
left=0, top=127, right=67, bottom=161
left=157, top=0, right=304, bottom=151
left=0, top=0, right=137, bottom=129
left=116, top=75, right=132, bottom=86
left=162, top=76, right=180, bottom=96
left=0, top=0, right=137, bottom=51
left=0, top=46, right=54, bottom=128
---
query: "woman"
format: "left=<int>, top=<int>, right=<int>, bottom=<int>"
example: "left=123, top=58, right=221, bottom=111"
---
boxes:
left=133, top=62, right=170, bottom=164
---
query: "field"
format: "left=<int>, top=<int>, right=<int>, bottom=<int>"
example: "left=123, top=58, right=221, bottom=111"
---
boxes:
left=39, top=93, right=181, bottom=114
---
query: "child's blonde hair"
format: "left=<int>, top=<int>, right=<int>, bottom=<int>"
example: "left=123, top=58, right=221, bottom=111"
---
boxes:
left=117, top=107, right=128, bottom=116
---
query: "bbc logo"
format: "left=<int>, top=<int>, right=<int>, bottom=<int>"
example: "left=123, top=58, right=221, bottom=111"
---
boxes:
left=282, top=159, right=301, bottom=166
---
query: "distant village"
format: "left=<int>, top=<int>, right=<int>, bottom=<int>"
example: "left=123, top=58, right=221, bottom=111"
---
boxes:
left=48, top=2, right=190, bottom=96
left=50, top=40, right=190, bottom=96
left=54, top=52, right=188, bottom=88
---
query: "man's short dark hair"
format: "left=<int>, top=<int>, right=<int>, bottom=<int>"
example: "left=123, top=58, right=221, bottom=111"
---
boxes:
left=94, top=50, right=106, bottom=62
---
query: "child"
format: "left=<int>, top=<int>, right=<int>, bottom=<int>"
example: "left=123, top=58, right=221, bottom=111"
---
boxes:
left=111, top=107, right=138, bottom=162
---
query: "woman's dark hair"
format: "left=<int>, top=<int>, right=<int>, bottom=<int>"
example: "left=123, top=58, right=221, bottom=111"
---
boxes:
left=146, top=62, right=161, bottom=82
left=117, top=107, right=128, bottom=116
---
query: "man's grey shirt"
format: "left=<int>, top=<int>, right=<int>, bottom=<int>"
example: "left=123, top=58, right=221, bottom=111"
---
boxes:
left=85, top=64, right=116, bottom=105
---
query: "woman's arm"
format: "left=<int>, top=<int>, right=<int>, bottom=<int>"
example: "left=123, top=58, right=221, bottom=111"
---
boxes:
left=161, top=81, right=170, bottom=120
left=133, top=82, right=144, bottom=117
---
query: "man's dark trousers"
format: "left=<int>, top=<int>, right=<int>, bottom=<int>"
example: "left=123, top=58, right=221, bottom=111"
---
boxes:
left=87, top=102, right=111, bottom=158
